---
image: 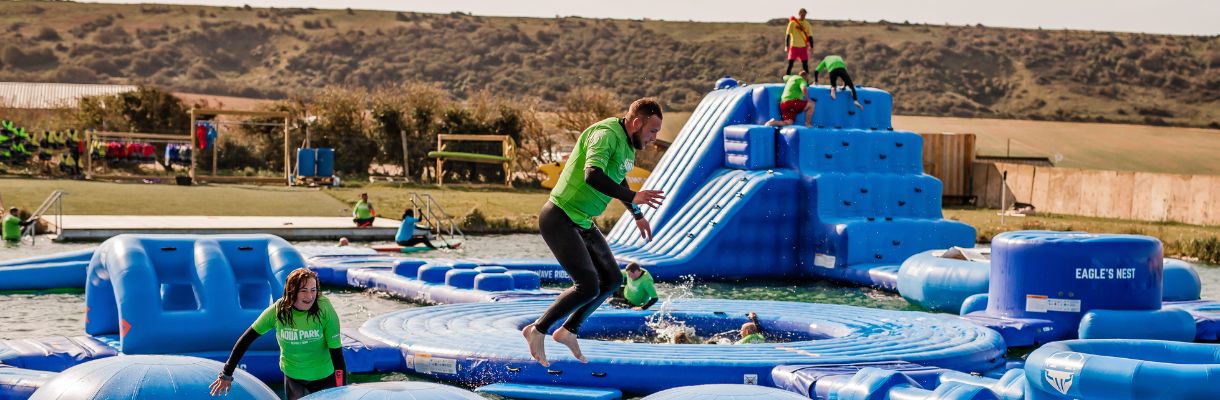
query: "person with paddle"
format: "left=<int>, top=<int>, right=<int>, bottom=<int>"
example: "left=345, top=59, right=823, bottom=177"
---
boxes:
left=785, top=8, right=814, bottom=75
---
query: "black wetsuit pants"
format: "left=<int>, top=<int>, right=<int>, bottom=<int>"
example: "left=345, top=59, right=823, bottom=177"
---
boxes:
left=829, top=68, right=858, bottom=101
left=284, top=372, right=337, bottom=400
left=533, top=201, right=620, bottom=334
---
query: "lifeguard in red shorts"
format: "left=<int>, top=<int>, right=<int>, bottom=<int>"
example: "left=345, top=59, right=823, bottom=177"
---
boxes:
left=784, top=8, right=814, bottom=75
left=766, top=70, right=815, bottom=127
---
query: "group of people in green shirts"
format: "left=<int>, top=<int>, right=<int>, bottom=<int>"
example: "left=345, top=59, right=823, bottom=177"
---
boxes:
left=205, top=89, right=768, bottom=400
left=771, top=8, right=865, bottom=128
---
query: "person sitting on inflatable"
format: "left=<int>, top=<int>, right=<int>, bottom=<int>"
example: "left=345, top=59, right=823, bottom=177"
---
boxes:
left=610, top=262, right=658, bottom=310
left=395, top=209, right=436, bottom=249
left=735, top=312, right=767, bottom=344
left=210, top=268, right=346, bottom=400
left=351, top=193, right=376, bottom=228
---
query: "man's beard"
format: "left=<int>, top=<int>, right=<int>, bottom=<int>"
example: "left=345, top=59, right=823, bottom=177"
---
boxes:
left=629, top=129, right=644, bottom=150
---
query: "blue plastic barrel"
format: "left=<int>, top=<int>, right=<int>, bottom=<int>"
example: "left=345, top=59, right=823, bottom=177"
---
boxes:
left=296, top=148, right=317, bottom=177
left=315, top=148, right=334, bottom=177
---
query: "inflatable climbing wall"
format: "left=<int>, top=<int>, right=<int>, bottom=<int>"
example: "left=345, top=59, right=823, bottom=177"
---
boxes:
left=607, top=83, right=974, bottom=287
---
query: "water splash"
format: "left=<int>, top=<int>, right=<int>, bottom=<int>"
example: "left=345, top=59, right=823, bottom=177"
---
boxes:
left=645, top=275, right=704, bottom=344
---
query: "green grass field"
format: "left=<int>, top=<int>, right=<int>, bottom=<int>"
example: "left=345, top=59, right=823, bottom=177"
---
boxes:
left=0, top=178, right=346, bottom=216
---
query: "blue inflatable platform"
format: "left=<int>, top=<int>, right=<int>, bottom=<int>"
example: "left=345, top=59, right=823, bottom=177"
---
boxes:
left=345, top=264, right=556, bottom=305
left=359, top=299, right=1005, bottom=395
left=0, top=248, right=94, bottom=291
left=602, top=83, right=974, bottom=288
left=27, top=355, right=277, bottom=400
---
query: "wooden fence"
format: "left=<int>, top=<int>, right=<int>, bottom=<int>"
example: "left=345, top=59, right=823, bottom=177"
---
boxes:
left=920, top=133, right=975, bottom=203
left=973, top=162, right=1220, bottom=226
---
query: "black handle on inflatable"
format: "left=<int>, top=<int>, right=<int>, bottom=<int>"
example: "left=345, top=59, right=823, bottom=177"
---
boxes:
left=160, top=246, right=177, bottom=251
left=505, top=366, right=521, bottom=373
left=547, top=369, right=563, bottom=375
left=237, top=246, right=254, bottom=251
left=591, top=372, right=607, bottom=378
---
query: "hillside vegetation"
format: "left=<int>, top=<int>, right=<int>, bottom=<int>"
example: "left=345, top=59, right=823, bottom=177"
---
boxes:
left=0, top=2, right=1217, bottom=127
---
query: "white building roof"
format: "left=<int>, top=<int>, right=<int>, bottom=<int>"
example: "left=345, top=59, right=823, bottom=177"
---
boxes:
left=0, top=82, right=137, bottom=109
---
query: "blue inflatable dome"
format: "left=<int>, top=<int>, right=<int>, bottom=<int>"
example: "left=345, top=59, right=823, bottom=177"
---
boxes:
left=28, top=355, right=276, bottom=400
left=642, top=384, right=807, bottom=399
left=301, top=381, right=483, bottom=399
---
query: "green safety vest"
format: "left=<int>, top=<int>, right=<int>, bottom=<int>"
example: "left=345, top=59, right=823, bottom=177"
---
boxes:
left=354, top=201, right=374, bottom=219
left=2, top=215, right=22, bottom=241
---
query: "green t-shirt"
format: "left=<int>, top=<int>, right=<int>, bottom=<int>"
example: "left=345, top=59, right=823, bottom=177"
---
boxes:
left=251, top=296, right=342, bottom=381
left=815, top=55, right=847, bottom=73
left=353, top=201, right=373, bottom=219
left=550, top=117, right=637, bottom=229
left=736, top=333, right=766, bottom=345
left=620, top=269, right=658, bottom=307
left=781, top=75, right=809, bottom=101
left=2, top=215, right=21, bottom=241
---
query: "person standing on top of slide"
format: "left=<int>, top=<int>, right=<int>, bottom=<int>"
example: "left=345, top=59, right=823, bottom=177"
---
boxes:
left=784, top=8, right=814, bottom=76
left=523, top=98, right=666, bottom=367
left=813, top=55, right=865, bottom=110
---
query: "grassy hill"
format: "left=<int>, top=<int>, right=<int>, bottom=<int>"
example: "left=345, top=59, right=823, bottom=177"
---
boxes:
left=0, top=2, right=1217, bottom=128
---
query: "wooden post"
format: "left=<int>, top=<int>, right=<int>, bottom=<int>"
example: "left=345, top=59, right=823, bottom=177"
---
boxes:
left=436, top=137, right=444, bottom=186
left=502, top=136, right=511, bottom=187
left=188, top=111, right=196, bottom=180
left=283, top=116, right=290, bottom=183
left=401, top=130, right=410, bottom=180
left=84, top=129, right=92, bottom=179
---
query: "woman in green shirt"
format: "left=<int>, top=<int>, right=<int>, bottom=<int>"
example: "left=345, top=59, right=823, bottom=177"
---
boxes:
left=209, top=268, right=346, bottom=399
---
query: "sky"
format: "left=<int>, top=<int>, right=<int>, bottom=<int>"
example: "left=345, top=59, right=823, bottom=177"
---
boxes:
left=88, top=0, right=1218, bottom=36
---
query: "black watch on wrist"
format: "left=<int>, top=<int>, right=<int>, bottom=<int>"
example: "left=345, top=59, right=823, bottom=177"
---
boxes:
left=218, top=372, right=233, bottom=382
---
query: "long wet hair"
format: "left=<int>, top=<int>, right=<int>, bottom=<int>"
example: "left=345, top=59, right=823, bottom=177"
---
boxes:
left=277, top=268, right=322, bottom=326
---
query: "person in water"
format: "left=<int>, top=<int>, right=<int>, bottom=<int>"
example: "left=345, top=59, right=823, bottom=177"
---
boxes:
left=210, top=268, right=345, bottom=400
left=735, top=312, right=766, bottom=344
left=2, top=207, right=33, bottom=242
left=766, top=70, right=815, bottom=127
left=609, top=262, right=658, bottom=310
left=352, top=193, right=376, bottom=227
left=812, top=55, right=864, bottom=110
left=395, top=208, right=436, bottom=249
left=523, top=98, right=666, bottom=367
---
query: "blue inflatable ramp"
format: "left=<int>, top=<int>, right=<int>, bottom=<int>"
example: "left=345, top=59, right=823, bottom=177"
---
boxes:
left=346, top=264, right=555, bottom=305
left=771, top=362, right=949, bottom=399
left=0, top=365, right=53, bottom=400
left=0, top=248, right=95, bottom=291
left=476, top=383, right=622, bottom=400
left=0, top=336, right=116, bottom=372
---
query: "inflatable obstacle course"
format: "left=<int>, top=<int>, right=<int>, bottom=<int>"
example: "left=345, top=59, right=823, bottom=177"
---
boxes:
left=605, top=84, right=974, bottom=287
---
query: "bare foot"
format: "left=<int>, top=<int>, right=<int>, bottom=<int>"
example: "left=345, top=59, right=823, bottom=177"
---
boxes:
left=522, top=323, right=549, bottom=367
left=829, top=89, right=837, bottom=100
left=552, top=328, right=588, bottom=363
left=804, top=122, right=813, bottom=127
left=854, top=101, right=864, bottom=110
left=765, top=119, right=781, bottom=127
